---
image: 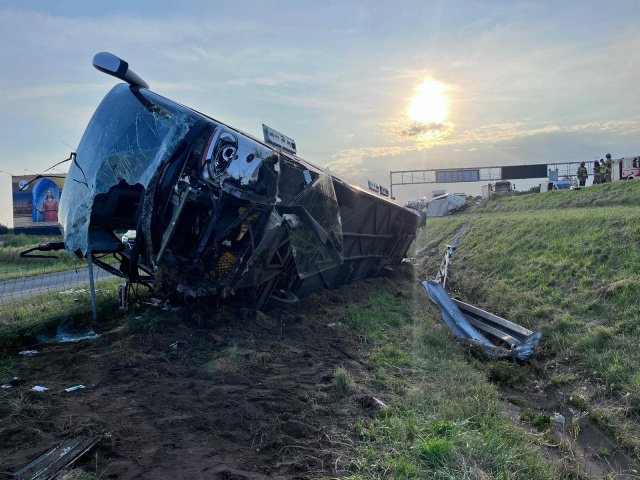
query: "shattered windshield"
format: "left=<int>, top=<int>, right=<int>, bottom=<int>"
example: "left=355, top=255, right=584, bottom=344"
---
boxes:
left=59, top=84, right=201, bottom=255
left=286, top=170, right=343, bottom=278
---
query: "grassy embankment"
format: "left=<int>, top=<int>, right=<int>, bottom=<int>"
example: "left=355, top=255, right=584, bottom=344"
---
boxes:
left=413, top=180, right=640, bottom=458
left=333, top=282, right=558, bottom=479
left=0, top=278, right=123, bottom=354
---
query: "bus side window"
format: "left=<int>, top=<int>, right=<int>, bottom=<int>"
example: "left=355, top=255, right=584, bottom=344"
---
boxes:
left=634, top=158, right=640, bottom=169
left=624, top=159, right=630, bottom=168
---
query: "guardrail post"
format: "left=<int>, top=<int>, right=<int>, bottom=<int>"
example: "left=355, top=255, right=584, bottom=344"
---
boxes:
left=86, top=244, right=98, bottom=321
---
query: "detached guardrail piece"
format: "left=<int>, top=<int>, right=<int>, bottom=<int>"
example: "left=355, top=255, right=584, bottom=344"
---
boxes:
left=422, top=281, right=542, bottom=361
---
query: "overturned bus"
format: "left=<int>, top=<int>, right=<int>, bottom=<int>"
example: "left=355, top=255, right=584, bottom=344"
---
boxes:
left=55, top=53, right=419, bottom=309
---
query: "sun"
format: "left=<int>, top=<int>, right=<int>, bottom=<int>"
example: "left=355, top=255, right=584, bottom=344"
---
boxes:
left=408, top=80, right=449, bottom=124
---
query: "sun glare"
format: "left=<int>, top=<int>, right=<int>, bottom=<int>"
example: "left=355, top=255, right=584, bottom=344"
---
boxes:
left=408, top=80, right=448, bottom=124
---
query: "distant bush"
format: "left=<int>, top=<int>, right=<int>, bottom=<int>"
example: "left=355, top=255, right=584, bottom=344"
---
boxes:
left=3, top=234, right=38, bottom=248
left=0, top=223, right=9, bottom=235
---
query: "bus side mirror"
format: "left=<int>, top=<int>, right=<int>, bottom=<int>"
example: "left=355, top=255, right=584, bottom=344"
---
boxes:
left=92, top=52, right=149, bottom=89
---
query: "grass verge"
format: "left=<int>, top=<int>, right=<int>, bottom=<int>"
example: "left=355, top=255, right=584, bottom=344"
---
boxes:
left=416, top=182, right=640, bottom=457
left=0, top=278, right=124, bottom=354
left=338, top=282, right=555, bottom=479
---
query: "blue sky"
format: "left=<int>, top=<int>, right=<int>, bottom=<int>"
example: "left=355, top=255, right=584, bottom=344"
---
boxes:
left=1, top=1, right=639, bottom=226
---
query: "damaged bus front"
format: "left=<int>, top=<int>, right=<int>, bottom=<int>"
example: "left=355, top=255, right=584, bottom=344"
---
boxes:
left=57, top=53, right=419, bottom=309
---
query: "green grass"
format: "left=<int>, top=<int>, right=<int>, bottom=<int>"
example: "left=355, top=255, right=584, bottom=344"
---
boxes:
left=339, top=284, right=554, bottom=479
left=471, top=179, right=640, bottom=214
left=333, top=366, right=355, bottom=394
left=418, top=180, right=640, bottom=455
left=0, top=235, right=85, bottom=281
left=0, top=278, right=124, bottom=354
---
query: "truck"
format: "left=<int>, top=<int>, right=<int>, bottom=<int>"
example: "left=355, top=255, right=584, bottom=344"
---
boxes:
left=612, top=156, right=640, bottom=181
left=481, top=180, right=515, bottom=200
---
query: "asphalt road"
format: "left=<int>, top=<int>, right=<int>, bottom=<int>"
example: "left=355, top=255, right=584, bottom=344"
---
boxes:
left=0, top=267, right=115, bottom=305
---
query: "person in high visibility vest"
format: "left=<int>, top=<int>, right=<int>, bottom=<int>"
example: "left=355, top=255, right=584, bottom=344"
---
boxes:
left=605, top=153, right=613, bottom=183
left=593, top=160, right=601, bottom=185
left=577, top=162, right=588, bottom=187
left=600, top=158, right=607, bottom=183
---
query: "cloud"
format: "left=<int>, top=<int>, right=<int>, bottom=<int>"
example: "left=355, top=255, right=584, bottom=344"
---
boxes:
left=384, top=116, right=456, bottom=146
left=328, top=118, right=640, bottom=177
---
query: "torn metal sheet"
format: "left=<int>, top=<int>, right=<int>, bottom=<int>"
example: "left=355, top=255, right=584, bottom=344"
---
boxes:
left=49, top=52, right=419, bottom=310
left=12, top=436, right=99, bottom=480
left=422, top=280, right=541, bottom=361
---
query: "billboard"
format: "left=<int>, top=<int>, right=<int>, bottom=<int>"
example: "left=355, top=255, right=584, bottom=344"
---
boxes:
left=12, top=174, right=66, bottom=230
left=501, top=164, right=547, bottom=180
left=435, top=169, right=480, bottom=183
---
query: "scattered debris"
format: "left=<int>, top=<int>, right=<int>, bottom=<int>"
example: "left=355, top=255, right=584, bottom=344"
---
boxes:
left=10, top=377, right=25, bottom=386
left=423, top=227, right=542, bottom=361
left=554, top=412, right=566, bottom=431
left=36, top=318, right=100, bottom=344
left=64, top=385, right=86, bottom=392
left=59, top=288, right=108, bottom=295
left=12, top=436, right=99, bottom=480
left=19, top=350, right=39, bottom=356
left=327, top=322, right=344, bottom=328
left=423, top=281, right=542, bottom=361
left=425, top=193, right=468, bottom=217
left=356, top=395, right=388, bottom=411
left=1, top=384, right=11, bottom=389
left=31, top=386, right=49, bottom=392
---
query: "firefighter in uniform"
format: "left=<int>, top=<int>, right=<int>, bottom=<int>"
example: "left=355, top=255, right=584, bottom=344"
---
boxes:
left=593, top=160, right=601, bottom=185
left=577, top=162, right=588, bottom=187
left=600, top=158, right=607, bottom=183
left=605, top=153, right=613, bottom=183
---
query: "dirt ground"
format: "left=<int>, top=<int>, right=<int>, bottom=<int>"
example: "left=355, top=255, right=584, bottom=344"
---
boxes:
left=3, top=273, right=639, bottom=479
left=0, top=280, right=387, bottom=479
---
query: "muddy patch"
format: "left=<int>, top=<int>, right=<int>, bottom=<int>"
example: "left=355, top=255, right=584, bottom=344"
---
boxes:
left=0, top=279, right=392, bottom=479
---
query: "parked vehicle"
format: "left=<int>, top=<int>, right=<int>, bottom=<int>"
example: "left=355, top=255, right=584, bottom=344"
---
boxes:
left=481, top=181, right=515, bottom=199
left=540, top=180, right=572, bottom=192
left=612, top=156, right=640, bottom=181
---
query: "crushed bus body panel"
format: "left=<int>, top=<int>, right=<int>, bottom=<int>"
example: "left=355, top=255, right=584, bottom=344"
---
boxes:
left=59, top=77, right=419, bottom=309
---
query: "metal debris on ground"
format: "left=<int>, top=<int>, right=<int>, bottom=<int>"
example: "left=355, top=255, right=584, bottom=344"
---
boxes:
left=31, top=386, right=49, bottom=392
left=422, top=280, right=542, bottom=361
left=19, top=350, right=39, bottom=356
left=423, top=226, right=542, bottom=361
left=11, top=436, right=99, bottom=480
left=435, top=224, right=465, bottom=288
left=64, top=385, right=85, bottom=392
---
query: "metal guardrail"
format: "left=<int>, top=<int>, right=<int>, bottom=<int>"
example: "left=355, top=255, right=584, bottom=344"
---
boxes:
left=0, top=267, right=114, bottom=306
